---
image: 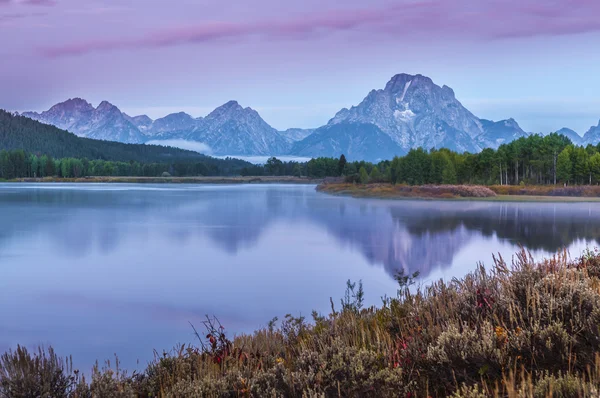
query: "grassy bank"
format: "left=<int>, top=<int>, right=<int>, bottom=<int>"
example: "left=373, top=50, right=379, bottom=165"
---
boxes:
left=317, top=182, right=498, bottom=199
left=317, top=182, right=600, bottom=202
left=8, top=176, right=321, bottom=184
left=490, top=185, right=600, bottom=197
left=2, top=249, right=600, bottom=397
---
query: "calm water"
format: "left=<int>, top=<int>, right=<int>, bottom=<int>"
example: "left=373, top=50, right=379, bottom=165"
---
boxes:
left=0, top=183, right=599, bottom=371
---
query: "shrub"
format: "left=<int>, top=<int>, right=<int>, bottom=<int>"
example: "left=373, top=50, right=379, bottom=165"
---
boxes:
left=4, top=249, right=600, bottom=396
left=0, top=346, right=76, bottom=398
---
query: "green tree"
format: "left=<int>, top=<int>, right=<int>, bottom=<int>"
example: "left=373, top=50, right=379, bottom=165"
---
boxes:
left=442, top=161, right=457, bottom=184
left=359, top=166, right=369, bottom=184
left=30, top=155, right=39, bottom=178
left=265, top=157, right=283, bottom=176
left=292, top=163, right=303, bottom=177
left=400, top=148, right=430, bottom=185
left=343, top=162, right=357, bottom=176
left=572, top=146, right=589, bottom=185
left=430, top=151, right=454, bottom=184
left=589, top=153, right=600, bottom=184
left=556, top=146, right=573, bottom=185
left=338, top=154, right=347, bottom=176
left=369, top=166, right=381, bottom=182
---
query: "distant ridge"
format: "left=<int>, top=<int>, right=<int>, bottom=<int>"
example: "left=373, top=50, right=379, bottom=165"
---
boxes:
left=0, top=109, right=241, bottom=166
left=20, top=74, right=599, bottom=161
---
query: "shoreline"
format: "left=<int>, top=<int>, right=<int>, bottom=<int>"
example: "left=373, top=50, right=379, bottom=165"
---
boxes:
left=317, top=182, right=600, bottom=202
left=6, top=176, right=322, bottom=185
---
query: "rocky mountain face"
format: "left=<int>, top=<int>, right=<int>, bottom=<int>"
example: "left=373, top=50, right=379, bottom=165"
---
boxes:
left=145, top=112, right=202, bottom=139
left=583, top=121, right=600, bottom=146
left=312, top=74, right=528, bottom=158
left=125, top=114, right=153, bottom=132
left=185, top=101, right=291, bottom=155
left=23, top=98, right=145, bottom=143
left=554, top=128, right=583, bottom=145
left=24, top=100, right=290, bottom=156
left=291, top=123, right=403, bottom=161
left=478, top=118, right=529, bottom=147
left=24, top=74, right=595, bottom=161
left=279, top=128, right=315, bottom=143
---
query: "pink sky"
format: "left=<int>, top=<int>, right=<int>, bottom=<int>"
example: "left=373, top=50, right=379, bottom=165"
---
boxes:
left=2, top=0, right=600, bottom=133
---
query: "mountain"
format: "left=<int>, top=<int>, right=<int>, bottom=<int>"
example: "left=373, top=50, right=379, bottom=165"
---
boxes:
left=290, top=74, right=530, bottom=159
left=555, top=127, right=583, bottom=145
left=326, top=74, right=486, bottom=154
left=0, top=109, right=226, bottom=164
left=479, top=118, right=529, bottom=147
left=22, top=75, right=568, bottom=161
left=279, top=128, right=315, bottom=142
left=145, top=112, right=202, bottom=138
left=186, top=101, right=291, bottom=156
left=291, top=123, right=402, bottom=161
left=125, top=114, right=153, bottom=132
left=24, top=100, right=290, bottom=156
left=583, top=120, right=600, bottom=146
left=23, top=98, right=144, bottom=144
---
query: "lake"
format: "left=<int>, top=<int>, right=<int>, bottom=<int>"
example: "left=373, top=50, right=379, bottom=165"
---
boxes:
left=0, top=183, right=598, bottom=372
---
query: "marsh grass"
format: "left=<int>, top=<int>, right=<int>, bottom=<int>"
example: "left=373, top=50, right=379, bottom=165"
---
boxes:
left=2, top=249, right=600, bottom=397
left=490, top=185, right=600, bottom=197
left=317, top=183, right=497, bottom=199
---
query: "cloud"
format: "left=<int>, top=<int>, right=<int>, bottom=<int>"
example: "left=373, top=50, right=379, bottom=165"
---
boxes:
left=40, top=0, right=600, bottom=58
left=0, top=10, right=46, bottom=24
left=22, top=0, right=55, bottom=5
left=213, top=155, right=313, bottom=164
left=0, top=0, right=56, bottom=5
left=146, top=139, right=212, bottom=155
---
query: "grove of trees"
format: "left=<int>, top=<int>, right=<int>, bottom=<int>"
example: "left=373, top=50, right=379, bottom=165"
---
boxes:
left=258, top=133, right=600, bottom=186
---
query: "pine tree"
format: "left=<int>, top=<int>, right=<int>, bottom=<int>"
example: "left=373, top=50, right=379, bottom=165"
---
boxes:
left=338, top=154, right=347, bottom=176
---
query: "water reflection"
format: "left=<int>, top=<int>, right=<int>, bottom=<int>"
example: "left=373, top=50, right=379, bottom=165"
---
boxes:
left=1, top=183, right=599, bottom=370
left=0, top=184, right=599, bottom=279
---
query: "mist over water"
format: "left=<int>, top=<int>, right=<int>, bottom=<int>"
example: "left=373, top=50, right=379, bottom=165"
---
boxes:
left=0, top=183, right=598, bottom=371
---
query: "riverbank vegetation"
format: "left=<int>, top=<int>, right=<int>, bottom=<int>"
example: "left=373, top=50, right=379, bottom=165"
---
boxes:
left=317, top=182, right=498, bottom=199
left=317, top=182, right=600, bottom=200
left=2, top=249, right=600, bottom=397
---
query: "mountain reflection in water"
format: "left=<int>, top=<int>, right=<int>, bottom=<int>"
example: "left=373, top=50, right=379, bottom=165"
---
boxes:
left=0, top=183, right=598, bottom=370
left=0, top=184, right=598, bottom=279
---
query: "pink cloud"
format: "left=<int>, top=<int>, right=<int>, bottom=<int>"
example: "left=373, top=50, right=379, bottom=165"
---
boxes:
left=0, top=11, right=45, bottom=22
left=41, top=0, right=600, bottom=58
left=0, top=0, right=56, bottom=5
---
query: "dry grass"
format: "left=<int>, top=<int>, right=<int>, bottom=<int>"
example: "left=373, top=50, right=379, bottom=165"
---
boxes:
left=317, top=183, right=497, bottom=199
left=490, top=185, right=600, bottom=197
left=2, top=249, right=600, bottom=397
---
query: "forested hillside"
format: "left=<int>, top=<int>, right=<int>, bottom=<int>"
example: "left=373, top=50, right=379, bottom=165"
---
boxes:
left=0, top=110, right=252, bottom=177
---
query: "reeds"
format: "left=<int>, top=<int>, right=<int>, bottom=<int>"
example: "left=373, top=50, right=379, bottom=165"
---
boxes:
left=491, top=185, right=600, bottom=197
left=317, top=183, right=497, bottom=198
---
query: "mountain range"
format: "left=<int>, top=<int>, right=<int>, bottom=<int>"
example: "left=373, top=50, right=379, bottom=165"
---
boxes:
left=20, top=73, right=600, bottom=162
